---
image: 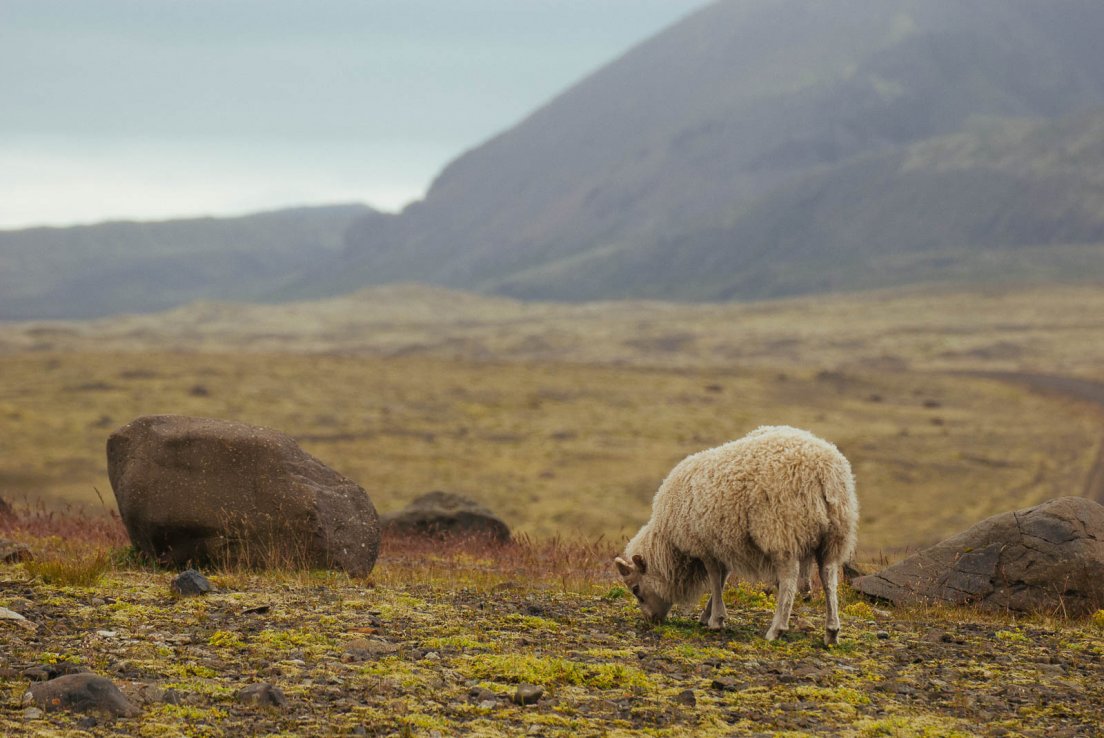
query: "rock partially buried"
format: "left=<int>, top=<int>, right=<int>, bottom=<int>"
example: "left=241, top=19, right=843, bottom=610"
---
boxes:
left=107, top=415, right=380, bottom=575
left=24, top=674, right=141, bottom=718
left=171, top=569, right=213, bottom=597
left=382, top=491, right=510, bottom=543
left=512, top=683, right=544, bottom=706
left=236, top=682, right=287, bottom=708
left=854, top=496, right=1104, bottom=616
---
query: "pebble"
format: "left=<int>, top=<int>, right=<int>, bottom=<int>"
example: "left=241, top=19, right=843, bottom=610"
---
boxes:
left=876, top=630, right=890, bottom=639
left=23, top=707, right=44, bottom=720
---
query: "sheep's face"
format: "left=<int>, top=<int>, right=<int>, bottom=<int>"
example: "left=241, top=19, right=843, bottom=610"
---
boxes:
left=614, top=554, right=672, bottom=625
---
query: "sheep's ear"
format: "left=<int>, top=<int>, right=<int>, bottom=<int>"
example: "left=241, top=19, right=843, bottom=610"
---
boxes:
left=614, top=556, right=633, bottom=577
left=632, top=554, right=647, bottom=574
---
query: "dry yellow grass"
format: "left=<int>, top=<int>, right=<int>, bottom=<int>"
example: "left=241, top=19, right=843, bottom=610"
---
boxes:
left=0, top=351, right=1097, bottom=557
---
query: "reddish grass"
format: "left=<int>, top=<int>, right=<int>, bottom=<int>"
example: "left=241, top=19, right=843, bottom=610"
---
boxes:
left=1, top=505, right=622, bottom=590
left=0, top=502, right=129, bottom=549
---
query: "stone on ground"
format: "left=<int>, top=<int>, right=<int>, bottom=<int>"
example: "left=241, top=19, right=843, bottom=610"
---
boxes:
left=107, top=415, right=380, bottom=575
left=854, top=496, right=1104, bottom=616
left=382, top=491, right=510, bottom=542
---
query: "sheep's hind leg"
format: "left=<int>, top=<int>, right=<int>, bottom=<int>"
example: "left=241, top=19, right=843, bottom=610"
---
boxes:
left=765, top=556, right=800, bottom=641
left=702, top=560, right=728, bottom=630
left=798, top=558, right=814, bottom=601
left=820, top=559, right=841, bottom=646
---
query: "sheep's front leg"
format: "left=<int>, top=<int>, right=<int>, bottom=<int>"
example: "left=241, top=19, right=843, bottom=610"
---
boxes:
left=820, top=560, right=841, bottom=646
left=766, top=556, right=800, bottom=641
left=698, top=595, right=713, bottom=626
left=702, top=560, right=728, bottom=630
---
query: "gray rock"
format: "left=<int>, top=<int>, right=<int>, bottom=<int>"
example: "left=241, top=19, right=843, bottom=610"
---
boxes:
left=854, top=497, right=1104, bottom=616
left=0, top=539, right=32, bottom=563
left=382, top=491, right=510, bottom=543
left=236, top=682, right=287, bottom=708
left=673, top=689, right=696, bottom=707
left=24, top=674, right=141, bottom=717
left=107, top=415, right=380, bottom=575
left=22, top=662, right=88, bottom=681
left=171, top=569, right=212, bottom=597
left=512, top=683, right=544, bottom=706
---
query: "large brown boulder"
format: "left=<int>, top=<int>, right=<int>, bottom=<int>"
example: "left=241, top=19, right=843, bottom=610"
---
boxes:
left=382, top=491, right=510, bottom=543
left=107, top=415, right=379, bottom=575
left=854, top=496, right=1104, bottom=617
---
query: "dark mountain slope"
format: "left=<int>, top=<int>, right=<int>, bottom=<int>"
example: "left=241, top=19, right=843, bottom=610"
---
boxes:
left=489, top=111, right=1104, bottom=300
left=314, top=0, right=1104, bottom=300
left=0, top=204, right=371, bottom=319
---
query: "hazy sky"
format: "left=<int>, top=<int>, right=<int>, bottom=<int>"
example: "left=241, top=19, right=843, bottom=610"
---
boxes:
left=1, top=0, right=706, bottom=229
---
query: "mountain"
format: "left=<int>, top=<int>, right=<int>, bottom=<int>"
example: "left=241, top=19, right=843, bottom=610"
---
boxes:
left=0, top=204, right=371, bottom=319
left=294, top=0, right=1104, bottom=301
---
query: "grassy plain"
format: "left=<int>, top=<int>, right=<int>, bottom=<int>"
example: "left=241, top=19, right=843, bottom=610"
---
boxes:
left=0, top=281, right=1102, bottom=555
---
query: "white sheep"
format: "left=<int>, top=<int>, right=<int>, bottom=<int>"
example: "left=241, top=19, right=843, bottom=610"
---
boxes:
left=614, top=425, right=858, bottom=645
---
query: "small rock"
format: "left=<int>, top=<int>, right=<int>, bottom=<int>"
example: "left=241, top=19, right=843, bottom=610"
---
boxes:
left=22, top=707, right=44, bottom=720
left=672, top=689, right=696, bottom=707
left=711, top=676, right=741, bottom=692
left=22, top=662, right=89, bottom=682
left=24, top=674, right=141, bottom=717
left=162, top=688, right=184, bottom=705
left=236, top=682, right=287, bottom=708
left=171, top=569, right=212, bottom=597
left=512, top=683, right=544, bottom=706
left=422, top=651, right=441, bottom=661
left=344, top=638, right=400, bottom=661
left=0, top=606, right=37, bottom=632
left=0, top=540, right=33, bottom=563
left=876, top=630, right=890, bottom=639
left=469, top=687, right=497, bottom=703
left=478, top=699, right=498, bottom=710
left=242, top=604, right=271, bottom=615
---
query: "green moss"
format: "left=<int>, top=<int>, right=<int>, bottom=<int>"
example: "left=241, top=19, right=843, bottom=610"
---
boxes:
left=208, top=630, right=246, bottom=649
left=461, top=654, right=653, bottom=689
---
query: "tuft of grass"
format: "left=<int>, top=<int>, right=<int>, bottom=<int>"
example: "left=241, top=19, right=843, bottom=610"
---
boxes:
left=1091, top=610, right=1104, bottom=630
left=24, top=550, right=111, bottom=587
left=844, top=601, right=877, bottom=619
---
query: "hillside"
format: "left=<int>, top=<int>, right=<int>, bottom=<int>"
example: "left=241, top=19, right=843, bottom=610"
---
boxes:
left=0, top=204, right=371, bottom=320
left=287, top=0, right=1104, bottom=302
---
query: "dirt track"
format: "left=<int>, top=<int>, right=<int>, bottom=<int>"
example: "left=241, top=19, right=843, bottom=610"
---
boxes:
left=960, top=371, right=1104, bottom=503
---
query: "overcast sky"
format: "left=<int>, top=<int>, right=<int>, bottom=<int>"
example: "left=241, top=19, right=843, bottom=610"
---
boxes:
left=0, top=0, right=706, bottom=229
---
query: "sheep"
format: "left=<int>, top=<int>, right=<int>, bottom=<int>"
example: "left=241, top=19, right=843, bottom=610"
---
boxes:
left=614, top=425, right=858, bottom=645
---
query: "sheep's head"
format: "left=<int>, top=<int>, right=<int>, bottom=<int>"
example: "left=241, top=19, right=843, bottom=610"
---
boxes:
left=614, top=554, right=672, bottom=625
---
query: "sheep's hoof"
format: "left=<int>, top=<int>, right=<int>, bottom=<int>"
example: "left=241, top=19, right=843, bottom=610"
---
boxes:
left=698, top=611, right=711, bottom=626
left=707, top=618, right=725, bottom=631
left=824, top=628, right=840, bottom=647
left=765, top=626, right=786, bottom=641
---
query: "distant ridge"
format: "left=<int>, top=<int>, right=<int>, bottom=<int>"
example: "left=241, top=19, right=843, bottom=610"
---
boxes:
left=0, top=204, right=371, bottom=319
left=293, top=0, right=1104, bottom=301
